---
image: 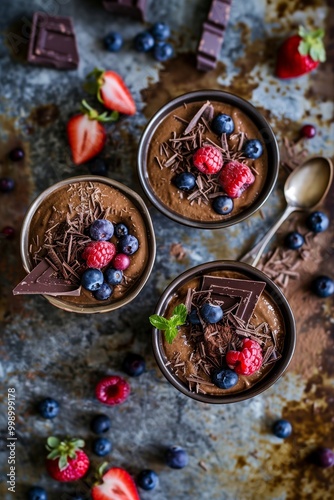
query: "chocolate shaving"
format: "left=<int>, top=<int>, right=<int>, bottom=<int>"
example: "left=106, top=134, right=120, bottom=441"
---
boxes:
left=183, top=101, right=210, bottom=135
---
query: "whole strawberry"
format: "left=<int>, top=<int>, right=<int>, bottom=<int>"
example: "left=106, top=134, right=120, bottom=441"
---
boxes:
left=82, top=241, right=116, bottom=268
left=45, top=437, right=90, bottom=482
left=275, top=26, right=326, bottom=79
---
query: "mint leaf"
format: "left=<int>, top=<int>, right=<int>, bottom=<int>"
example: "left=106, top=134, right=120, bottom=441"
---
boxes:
left=149, top=304, right=188, bottom=344
left=164, top=325, right=178, bottom=344
left=173, top=304, right=188, bottom=324
left=149, top=315, right=170, bottom=330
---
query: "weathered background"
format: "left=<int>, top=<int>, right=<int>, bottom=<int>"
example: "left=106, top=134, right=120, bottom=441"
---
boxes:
left=0, top=0, right=333, bottom=499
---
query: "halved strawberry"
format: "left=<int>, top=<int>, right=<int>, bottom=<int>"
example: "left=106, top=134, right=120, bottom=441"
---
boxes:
left=91, top=466, right=140, bottom=500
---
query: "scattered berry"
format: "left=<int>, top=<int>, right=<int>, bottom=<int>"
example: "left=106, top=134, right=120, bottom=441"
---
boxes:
left=284, top=231, right=305, bottom=250
left=82, top=241, right=116, bottom=268
left=311, top=447, right=334, bottom=468
left=211, top=113, right=234, bottom=135
left=27, top=486, right=48, bottom=500
left=9, top=147, right=25, bottom=161
left=300, top=124, right=316, bottom=139
left=150, top=22, right=171, bottom=41
left=38, top=398, right=60, bottom=419
left=219, top=161, right=255, bottom=198
left=212, top=195, right=234, bottom=215
left=93, top=282, right=113, bottom=301
left=200, top=303, right=223, bottom=324
left=153, top=42, right=174, bottom=62
left=90, top=219, right=114, bottom=241
left=119, top=235, right=139, bottom=255
left=45, top=437, right=90, bottom=482
left=92, top=437, right=112, bottom=457
left=173, top=172, right=196, bottom=191
left=165, top=446, right=189, bottom=469
left=122, top=353, right=146, bottom=377
left=88, top=158, right=109, bottom=176
left=312, top=276, right=334, bottom=298
left=133, top=31, right=155, bottom=52
left=306, top=211, right=329, bottom=233
left=112, top=253, right=131, bottom=271
left=1, top=226, right=15, bottom=239
left=95, top=375, right=130, bottom=406
left=211, top=368, right=239, bottom=389
left=105, top=267, right=123, bottom=285
left=90, top=414, right=111, bottom=434
left=188, top=309, right=201, bottom=325
left=193, top=146, right=223, bottom=175
left=0, top=177, right=15, bottom=193
left=137, top=469, right=159, bottom=491
left=104, top=32, right=123, bottom=52
left=226, top=338, right=263, bottom=375
left=91, top=467, right=140, bottom=500
left=115, top=223, right=129, bottom=238
left=68, top=495, right=85, bottom=500
left=243, top=139, right=263, bottom=159
left=81, top=268, right=104, bottom=291
left=272, top=419, right=293, bottom=438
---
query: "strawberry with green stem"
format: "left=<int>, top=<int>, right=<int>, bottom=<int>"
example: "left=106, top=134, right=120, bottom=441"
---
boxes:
left=149, top=303, right=188, bottom=344
left=91, top=463, right=140, bottom=500
left=45, top=436, right=90, bottom=482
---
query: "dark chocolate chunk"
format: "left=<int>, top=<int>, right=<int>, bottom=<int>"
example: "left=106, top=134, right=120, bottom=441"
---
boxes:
left=102, top=0, right=147, bottom=21
left=28, top=12, right=79, bottom=70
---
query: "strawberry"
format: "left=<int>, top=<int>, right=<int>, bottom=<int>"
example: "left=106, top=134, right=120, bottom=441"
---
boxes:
left=275, top=26, right=326, bottom=79
left=91, top=466, right=140, bottom=500
left=45, top=437, right=90, bottom=482
left=67, top=100, right=118, bottom=165
left=85, top=69, right=136, bottom=115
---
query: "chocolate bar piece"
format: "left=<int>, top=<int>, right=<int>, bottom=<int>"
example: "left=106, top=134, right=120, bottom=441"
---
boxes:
left=28, top=12, right=79, bottom=70
left=102, top=0, right=147, bottom=21
left=201, top=275, right=266, bottom=325
left=196, top=0, right=232, bottom=72
left=13, top=259, right=81, bottom=296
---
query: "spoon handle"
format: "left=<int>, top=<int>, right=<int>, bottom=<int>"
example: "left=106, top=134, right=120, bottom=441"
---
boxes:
left=239, top=205, right=297, bottom=267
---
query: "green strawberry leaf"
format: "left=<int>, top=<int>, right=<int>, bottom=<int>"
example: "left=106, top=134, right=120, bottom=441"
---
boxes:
left=58, top=454, right=68, bottom=471
left=298, top=41, right=309, bottom=56
left=149, top=303, right=188, bottom=344
left=46, top=436, right=60, bottom=449
left=46, top=449, right=60, bottom=460
left=298, top=25, right=326, bottom=62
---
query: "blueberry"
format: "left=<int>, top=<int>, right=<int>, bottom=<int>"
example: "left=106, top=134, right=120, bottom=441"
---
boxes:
left=311, top=447, right=334, bottom=468
left=93, top=282, right=113, bottom=300
left=306, top=211, right=329, bottom=233
left=272, top=419, right=293, bottom=438
left=150, top=22, right=171, bottom=41
left=200, top=303, right=223, bottom=324
left=211, top=368, right=239, bottom=389
left=92, top=437, right=112, bottom=457
left=153, top=42, right=174, bottom=62
left=115, top=223, right=129, bottom=238
left=173, top=172, right=196, bottom=191
left=312, top=276, right=334, bottom=298
left=88, top=158, right=109, bottom=176
left=211, top=114, right=235, bottom=135
left=243, top=139, right=263, bottom=159
left=104, top=32, right=123, bottom=52
left=119, top=235, right=139, bottom=255
left=105, top=268, right=123, bottom=285
left=137, top=469, right=159, bottom=491
left=284, top=231, right=305, bottom=250
left=0, top=177, right=15, bottom=193
left=133, top=31, right=155, bottom=52
left=81, top=268, right=104, bottom=291
left=9, top=147, right=25, bottom=161
left=37, top=398, right=59, bottom=419
left=27, top=486, right=48, bottom=500
left=165, top=446, right=189, bottom=469
left=90, top=219, right=114, bottom=241
left=212, top=195, right=234, bottom=215
left=122, top=353, right=146, bottom=377
left=188, top=309, right=201, bottom=325
left=90, top=414, right=111, bottom=434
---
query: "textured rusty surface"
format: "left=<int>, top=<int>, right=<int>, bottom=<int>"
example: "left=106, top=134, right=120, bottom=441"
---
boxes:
left=0, top=0, right=333, bottom=499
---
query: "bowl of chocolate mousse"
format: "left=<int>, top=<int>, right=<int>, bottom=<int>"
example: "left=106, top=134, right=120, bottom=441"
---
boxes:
left=151, top=261, right=296, bottom=403
left=14, top=176, right=156, bottom=313
left=138, top=90, right=279, bottom=229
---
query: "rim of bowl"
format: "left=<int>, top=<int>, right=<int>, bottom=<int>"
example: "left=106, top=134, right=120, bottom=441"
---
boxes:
left=20, top=175, right=156, bottom=314
left=152, top=260, right=296, bottom=403
left=137, top=89, right=280, bottom=229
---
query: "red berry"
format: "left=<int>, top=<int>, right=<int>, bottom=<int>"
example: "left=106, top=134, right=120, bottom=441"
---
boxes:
left=9, top=147, right=25, bottom=161
left=219, top=160, right=255, bottom=198
left=113, top=253, right=130, bottom=271
left=226, top=339, right=263, bottom=375
left=1, top=226, right=15, bottom=239
left=95, top=375, right=130, bottom=405
left=82, top=241, right=116, bottom=268
left=45, top=437, right=90, bottom=482
left=300, top=124, right=316, bottom=139
left=193, top=146, right=223, bottom=175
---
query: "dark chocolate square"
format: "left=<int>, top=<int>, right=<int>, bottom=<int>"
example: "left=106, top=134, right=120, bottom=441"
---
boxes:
left=102, top=0, right=147, bottom=21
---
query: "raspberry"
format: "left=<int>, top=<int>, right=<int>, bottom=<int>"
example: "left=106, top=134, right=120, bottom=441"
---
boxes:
left=219, top=160, right=255, bottom=198
left=193, top=146, right=223, bottom=175
left=82, top=241, right=116, bottom=268
left=226, top=339, right=263, bottom=375
left=95, top=375, right=130, bottom=405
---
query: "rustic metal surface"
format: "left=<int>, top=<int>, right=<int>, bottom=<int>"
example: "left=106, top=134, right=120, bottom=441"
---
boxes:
left=0, top=0, right=333, bottom=499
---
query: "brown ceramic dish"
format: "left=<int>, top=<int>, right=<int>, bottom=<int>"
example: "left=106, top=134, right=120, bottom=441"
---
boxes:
left=152, top=261, right=296, bottom=404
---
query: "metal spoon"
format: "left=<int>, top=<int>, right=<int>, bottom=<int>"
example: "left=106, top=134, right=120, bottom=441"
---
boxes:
left=239, top=156, right=333, bottom=267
